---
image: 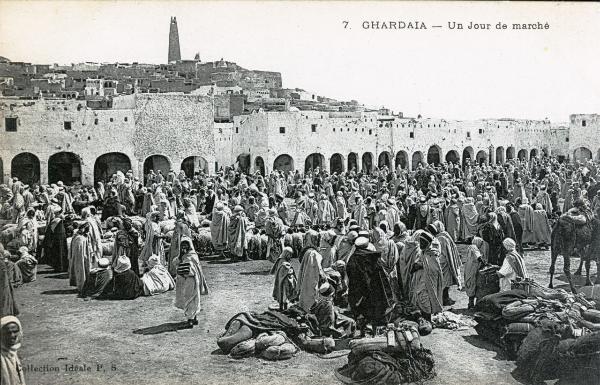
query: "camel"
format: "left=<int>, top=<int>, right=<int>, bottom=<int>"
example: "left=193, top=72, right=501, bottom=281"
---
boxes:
left=548, top=216, right=600, bottom=293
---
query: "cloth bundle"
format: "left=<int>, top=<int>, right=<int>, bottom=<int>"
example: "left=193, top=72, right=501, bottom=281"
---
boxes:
left=431, top=311, right=477, bottom=330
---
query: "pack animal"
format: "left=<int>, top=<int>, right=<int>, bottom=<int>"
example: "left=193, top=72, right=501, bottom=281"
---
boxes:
left=549, top=215, right=600, bottom=293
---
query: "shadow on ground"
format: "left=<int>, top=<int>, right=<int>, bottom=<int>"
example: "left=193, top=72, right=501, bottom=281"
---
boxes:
left=239, top=270, right=271, bottom=276
left=462, top=335, right=510, bottom=361
left=41, top=289, right=79, bottom=295
left=132, top=322, right=193, bottom=335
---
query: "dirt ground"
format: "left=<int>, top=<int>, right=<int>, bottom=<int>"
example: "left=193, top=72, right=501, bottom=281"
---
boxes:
left=14, top=245, right=597, bottom=385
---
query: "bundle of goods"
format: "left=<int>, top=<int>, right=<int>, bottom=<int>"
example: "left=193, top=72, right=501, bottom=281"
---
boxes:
left=335, top=322, right=436, bottom=385
left=473, top=279, right=600, bottom=383
left=431, top=311, right=476, bottom=330
left=218, top=307, right=358, bottom=362
left=475, top=264, right=500, bottom=300
left=192, top=224, right=214, bottom=257
left=217, top=311, right=301, bottom=361
left=100, top=228, right=117, bottom=257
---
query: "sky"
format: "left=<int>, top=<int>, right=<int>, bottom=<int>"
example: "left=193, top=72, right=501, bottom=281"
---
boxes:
left=1, top=1, right=599, bottom=122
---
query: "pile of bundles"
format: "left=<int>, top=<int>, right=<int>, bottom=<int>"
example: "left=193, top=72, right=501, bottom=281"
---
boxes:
left=217, top=311, right=303, bottom=361
left=335, top=321, right=436, bottom=385
left=473, top=279, right=600, bottom=383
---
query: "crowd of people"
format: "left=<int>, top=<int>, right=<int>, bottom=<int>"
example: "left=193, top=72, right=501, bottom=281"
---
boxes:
left=2, top=154, right=600, bottom=385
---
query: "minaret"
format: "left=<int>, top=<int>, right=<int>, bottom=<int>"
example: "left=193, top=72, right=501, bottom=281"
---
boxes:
left=168, top=17, right=181, bottom=63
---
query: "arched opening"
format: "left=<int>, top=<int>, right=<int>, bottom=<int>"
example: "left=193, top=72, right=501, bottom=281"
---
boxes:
left=476, top=150, right=488, bottom=165
left=445, top=150, right=459, bottom=165
left=427, top=145, right=441, bottom=165
left=411, top=151, right=423, bottom=171
left=347, top=153, right=358, bottom=172
left=529, top=149, right=538, bottom=159
left=181, top=156, right=209, bottom=178
left=305, top=153, right=325, bottom=173
left=517, top=149, right=528, bottom=160
left=573, top=147, right=592, bottom=162
left=362, top=152, right=373, bottom=174
left=495, top=146, right=505, bottom=164
left=330, top=153, right=344, bottom=174
left=254, top=156, right=265, bottom=175
left=506, top=147, right=515, bottom=160
left=542, top=147, right=549, bottom=157
left=143, top=155, right=171, bottom=179
left=94, top=152, right=131, bottom=183
left=395, top=151, right=408, bottom=169
left=462, top=147, right=474, bottom=168
left=236, top=153, right=251, bottom=174
left=378, top=151, right=391, bottom=169
left=11, top=152, right=40, bottom=185
left=48, top=152, right=81, bottom=185
left=273, top=154, right=294, bottom=172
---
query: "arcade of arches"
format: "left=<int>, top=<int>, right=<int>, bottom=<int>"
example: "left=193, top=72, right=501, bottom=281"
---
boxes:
left=2, top=145, right=555, bottom=186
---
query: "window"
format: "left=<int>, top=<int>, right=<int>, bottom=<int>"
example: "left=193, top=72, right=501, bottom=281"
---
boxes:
left=311, top=124, right=317, bottom=132
left=478, top=128, right=483, bottom=134
left=235, top=127, right=239, bottom=133
left=467, top=131, right=471, bottom=138
left=409, top=132, right=414, bottom=138
left=333, top=128, right=336, bottom=132
left=582, top=120, right=587, bottom=127
left=110, top=118, right=114, bottom=122
left=368, top=129, right=372, bottom=135
left=402, top=124, right=404, bottom=128
left=566, top=137, right=569, bottom=142
left=64, top=121, right=72, bottom=130
left=428, top=124, right=430, bottom=128
left=279, top=127, right=285, bottom=134
left=124, top=117, right=128, bottom=122
left=5, top=117, right=17, bottom=132
left=94, top=118, right=98, bottom=125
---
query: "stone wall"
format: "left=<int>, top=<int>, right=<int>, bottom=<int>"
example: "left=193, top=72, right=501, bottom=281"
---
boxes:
left=569, top=114, right=600, bottom=161
left=133, top=94, right=215, bottom=177
left=222, top=110, right=560, bottom=174
left=1, top=94, right=216, bottom=185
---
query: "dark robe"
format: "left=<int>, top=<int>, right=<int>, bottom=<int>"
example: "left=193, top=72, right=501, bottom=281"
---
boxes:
left=81, top=268, right=113, bottom=298
left=480, top=224, right=505, bottom=266
left=497, top=212, right=516, bottom=242
left=43, top=218, right=69, bottom=272
left=509, top=211, right=524, bottom=254
left=102, top=270, right=143, bottom=300
left=114, top=229, right=141, bottom=276
left=101, top=197, right=123, bottom=221
left=0, top=259, right=19, bottom=316
left=346, top=248, right=392, bottom=325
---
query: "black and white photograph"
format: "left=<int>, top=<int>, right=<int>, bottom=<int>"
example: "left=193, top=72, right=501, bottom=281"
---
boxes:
left=1, top=1, right=599, bottom=385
